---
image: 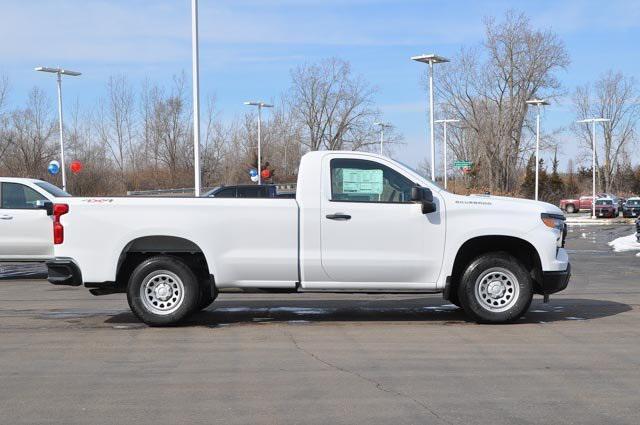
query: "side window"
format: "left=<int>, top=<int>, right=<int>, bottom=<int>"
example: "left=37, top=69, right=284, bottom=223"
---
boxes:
left=213, top=188, right=237, bottom=198
left=330, top=159, right=414, bottom=203
left=237, top=187, right=261, bottom=198
left=1, top=183, right=47, bottom=209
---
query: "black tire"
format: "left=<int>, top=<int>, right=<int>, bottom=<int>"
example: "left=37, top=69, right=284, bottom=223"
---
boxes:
left=127, top=256, right=200, bottom=326
left=457, top=252, right=533, bottom=323
left=565, top=204, right=576, bottom=214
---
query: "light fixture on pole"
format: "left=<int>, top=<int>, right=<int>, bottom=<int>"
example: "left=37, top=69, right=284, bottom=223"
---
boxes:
left=526, top=98, right=550, bottom=201
left=576, top=117, right=610, bottom=219
left=411, top=54, right=449, bottom=181
left=244, top=102, right=274, bottom=185
left=34, top=67, right=81, bottom=191
left=191, top=0, right=202, bottom=197
left=434, top=118, right=459, bottom=190
left=373, top=122, right=392, bottom=155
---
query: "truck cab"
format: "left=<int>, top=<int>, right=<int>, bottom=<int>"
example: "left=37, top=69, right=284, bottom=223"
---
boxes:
left=0, top=178, right=70, bottom=261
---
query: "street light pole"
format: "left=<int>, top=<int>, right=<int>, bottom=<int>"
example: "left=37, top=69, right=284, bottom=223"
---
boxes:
left=55, top=73, right=66, bottom=191
left=434, top=119, right=459, bottom=190
left=411, top=54, right=449, bottom=181
left=244, top=102, right=274, bottom=185
left=35, top=67, right=81, bottom=191
left=577, top=117, right=610, bottom=218
left=526, top=99, right=549, bottom=201
left=191, top=0, right=202, bottom=196
left=374, top=122, right=391, bottom=155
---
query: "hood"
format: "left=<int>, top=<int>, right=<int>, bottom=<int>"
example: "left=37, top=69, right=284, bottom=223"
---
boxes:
left=450, top=193, right=563, bottom=215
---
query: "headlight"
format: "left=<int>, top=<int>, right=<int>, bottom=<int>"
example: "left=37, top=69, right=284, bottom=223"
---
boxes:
left=541, top=213, right=565, bottom=231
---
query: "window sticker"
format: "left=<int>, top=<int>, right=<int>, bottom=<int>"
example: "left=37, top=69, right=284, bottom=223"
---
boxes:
left=340, top=168, right=383, bottom=195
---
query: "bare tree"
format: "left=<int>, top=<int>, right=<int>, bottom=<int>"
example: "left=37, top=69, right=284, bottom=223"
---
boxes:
left=1, top=87, right=56, bottom=177
left=0, top=75, right=11, bottom=160
left=288, top=58, right=383, bottom=152
left=438, top=11, right=569, bottom=192
left=573, top=71, right=640, bottom=192
left=145, top=75, right=192, bottom=186
left=96, top=75, right=137, bottom=189
left=200, top=96, right=228, bottom=186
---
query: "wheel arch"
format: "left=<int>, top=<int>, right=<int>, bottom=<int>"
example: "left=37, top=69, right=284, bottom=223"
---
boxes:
left=447, top=235, right=544, bottom=298
left=115, top=235, right=213, bottom=289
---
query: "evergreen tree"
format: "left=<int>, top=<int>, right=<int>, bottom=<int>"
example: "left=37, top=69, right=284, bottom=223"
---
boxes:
left=633, top=166, right=640, bottom=195
left=521, top=153, right=536, bottom=198
left=566, top=159, right=579, bottom=196
left=538, top=158, right=549, bottom=200
left=547, top=149, right=565, bottom=205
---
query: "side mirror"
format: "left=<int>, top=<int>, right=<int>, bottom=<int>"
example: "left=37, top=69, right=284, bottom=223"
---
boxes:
left=411, top=186, right=436, bottom=214
left=36, top=200, right=54, bottom=216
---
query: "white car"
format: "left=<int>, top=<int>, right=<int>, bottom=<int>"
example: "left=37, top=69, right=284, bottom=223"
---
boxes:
left=0, top=178, right=70, bottom=261
left=44, top=151, right=571, bottom=325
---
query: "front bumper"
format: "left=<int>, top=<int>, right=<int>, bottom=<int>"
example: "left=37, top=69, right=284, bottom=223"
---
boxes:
left=46, top=258, right=83, bottom=286
left=540, top=263, right=571, bottom=295
left=623, top=208, right=640, bottom=218
left=595, top=209, right=615, bottom=217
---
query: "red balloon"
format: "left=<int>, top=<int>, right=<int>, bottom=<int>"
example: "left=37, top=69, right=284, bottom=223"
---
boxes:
left=70, top=160, right=83, bottom=174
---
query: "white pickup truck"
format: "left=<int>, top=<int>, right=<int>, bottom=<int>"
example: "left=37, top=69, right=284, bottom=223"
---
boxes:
left=44, top=151, right=570, bottom=325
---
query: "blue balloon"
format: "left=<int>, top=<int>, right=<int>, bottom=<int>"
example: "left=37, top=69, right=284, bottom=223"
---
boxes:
left=48, top=161, right=60, bottom=175
left=249, top=168, right=258, bottom=177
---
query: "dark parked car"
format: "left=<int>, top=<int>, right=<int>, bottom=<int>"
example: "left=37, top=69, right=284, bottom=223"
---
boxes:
left=203, top=184, right=295, bottom=199
left=622, top=197, right=640, bottom=218
left=594, top=198, right=618, bottom=218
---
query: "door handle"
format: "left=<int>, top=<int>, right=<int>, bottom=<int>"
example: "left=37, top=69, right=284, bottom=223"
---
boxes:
left=0, top=215, right=13, bottom=220
left=326, top=213, right=351, bottom=221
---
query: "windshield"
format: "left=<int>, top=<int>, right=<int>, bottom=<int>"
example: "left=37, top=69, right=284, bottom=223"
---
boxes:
left=627, top=200, right=640, bottom=206
left=35, top=181, right=71, bottom=197
left=595, top=199, right=612, bottom=206
left=395, top=160, right=442, bottom=190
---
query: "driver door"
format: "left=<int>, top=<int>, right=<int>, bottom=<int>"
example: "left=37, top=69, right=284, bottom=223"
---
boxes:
left=319, top=157, right=444, bottom=288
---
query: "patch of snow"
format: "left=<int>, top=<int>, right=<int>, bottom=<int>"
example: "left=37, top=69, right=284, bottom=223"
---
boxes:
left=607, top=233, right=640, bottom=253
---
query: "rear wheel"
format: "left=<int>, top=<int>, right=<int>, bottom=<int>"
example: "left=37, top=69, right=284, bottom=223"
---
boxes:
left=565, top=204, right=576, bottom=214
left=458, top=252, right=533, bottom=323
left=127, top=256, right=199, bottom=326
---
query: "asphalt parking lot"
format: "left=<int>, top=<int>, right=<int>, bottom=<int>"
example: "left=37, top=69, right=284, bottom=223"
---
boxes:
left=1, top=225, right=639, bottom=425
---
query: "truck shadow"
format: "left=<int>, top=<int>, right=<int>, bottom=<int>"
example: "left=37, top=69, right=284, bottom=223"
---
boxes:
left=104, top=297, right=632, bottom=327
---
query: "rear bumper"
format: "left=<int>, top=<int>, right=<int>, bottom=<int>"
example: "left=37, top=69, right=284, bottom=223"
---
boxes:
left=46, top=258, right=83, bottom=286
left=541, top=263, right=571, bottom=295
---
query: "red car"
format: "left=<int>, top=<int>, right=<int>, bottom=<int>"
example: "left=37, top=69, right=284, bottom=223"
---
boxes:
left=559, top=194, right=608, bottom=213
left=594, top=198, right=619, bottom=218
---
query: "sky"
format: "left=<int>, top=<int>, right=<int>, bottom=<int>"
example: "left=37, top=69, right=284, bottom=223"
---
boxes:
left=1, top=0, right=639, bottom=171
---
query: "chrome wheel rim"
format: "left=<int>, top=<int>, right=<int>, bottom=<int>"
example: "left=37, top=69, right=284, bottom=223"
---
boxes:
left=140, top=270, right=185, bottom=315
left=475, top=267, right=520, bottom=312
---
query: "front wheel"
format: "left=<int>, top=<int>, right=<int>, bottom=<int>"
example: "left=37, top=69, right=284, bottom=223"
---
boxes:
left=127, top=256, right=200, bottom=326
left=457, top=253, right=533, bottom=323
left=565, top=204, right=576, bottom=214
